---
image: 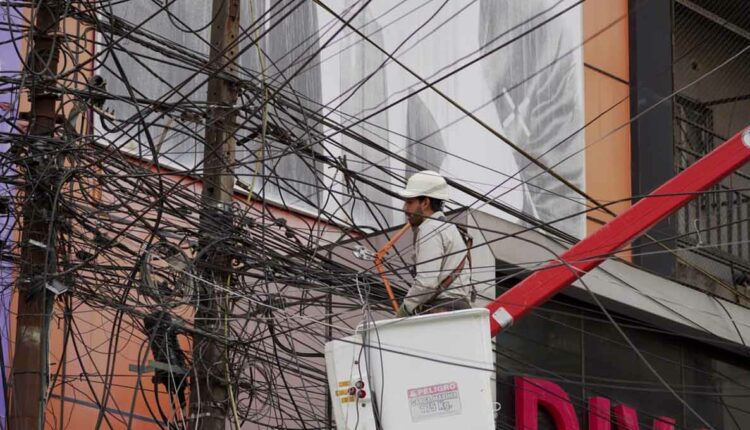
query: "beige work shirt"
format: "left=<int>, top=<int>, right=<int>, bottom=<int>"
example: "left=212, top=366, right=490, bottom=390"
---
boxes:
left=402, top=212, right=471, bottom=313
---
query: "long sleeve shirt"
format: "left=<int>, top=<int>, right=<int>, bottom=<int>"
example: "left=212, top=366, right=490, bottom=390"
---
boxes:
left=402, top=212, right=471, bottom=313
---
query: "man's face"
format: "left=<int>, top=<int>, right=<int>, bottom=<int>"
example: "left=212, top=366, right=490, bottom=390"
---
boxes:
left=403, top=197, right=427, bottom=226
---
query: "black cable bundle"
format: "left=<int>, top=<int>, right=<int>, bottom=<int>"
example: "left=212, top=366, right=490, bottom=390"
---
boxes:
left=143, top=310, right=187, bottom=408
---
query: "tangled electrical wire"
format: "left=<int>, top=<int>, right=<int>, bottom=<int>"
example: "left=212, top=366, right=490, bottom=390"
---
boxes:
left=2, top=0, right=750, bottom=429
left=0, top=1, right=425, bottom=428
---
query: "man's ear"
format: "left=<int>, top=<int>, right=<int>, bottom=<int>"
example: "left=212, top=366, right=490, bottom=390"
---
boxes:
left=419, top=197, right=429, bottom=211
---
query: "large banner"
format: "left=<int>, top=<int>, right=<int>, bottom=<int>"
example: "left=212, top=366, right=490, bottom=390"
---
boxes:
left=95, top=0, right=586, bottom=237
left=318, top=0, right=586, bottom=237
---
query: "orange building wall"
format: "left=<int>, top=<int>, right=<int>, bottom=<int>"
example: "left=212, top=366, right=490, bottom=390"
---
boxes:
left=583, top=0, right=632, bottom=240
left=10, top=163, right=339, bottom=429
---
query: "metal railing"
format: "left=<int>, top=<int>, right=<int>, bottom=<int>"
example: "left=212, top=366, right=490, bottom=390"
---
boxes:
left=674, top=116, right=750, bottom=275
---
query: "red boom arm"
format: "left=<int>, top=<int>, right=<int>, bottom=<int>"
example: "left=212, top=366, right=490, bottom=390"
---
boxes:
left=486, top=127, right=750, bottom=336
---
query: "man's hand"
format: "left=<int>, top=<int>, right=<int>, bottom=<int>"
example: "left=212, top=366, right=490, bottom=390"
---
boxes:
left=395, top=305, right=410, bottom=318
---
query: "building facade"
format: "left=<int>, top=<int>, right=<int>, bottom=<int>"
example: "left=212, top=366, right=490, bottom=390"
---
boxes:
left=3, top=0, right=750, bottom=429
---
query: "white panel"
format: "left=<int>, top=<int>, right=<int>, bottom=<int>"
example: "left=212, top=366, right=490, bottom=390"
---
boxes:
left=325, top=309, right=495, bottom=430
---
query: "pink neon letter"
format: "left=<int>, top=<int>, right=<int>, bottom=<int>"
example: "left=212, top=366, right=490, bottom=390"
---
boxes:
left=588, top=397, right=611, bottom=430
left=653, top=417, right=675, bottom=430
left=614, top=405, right=676, bottom=430
left=515, top=377, right=580, bottom=430
left=614, top=404, right=640, bottom=430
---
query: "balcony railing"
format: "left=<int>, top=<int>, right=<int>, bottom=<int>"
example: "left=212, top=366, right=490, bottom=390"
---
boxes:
left=674, top=115, right=750, bottom=285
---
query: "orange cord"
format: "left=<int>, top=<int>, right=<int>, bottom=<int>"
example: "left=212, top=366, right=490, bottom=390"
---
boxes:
left=374, top=224, right=410, bottom=313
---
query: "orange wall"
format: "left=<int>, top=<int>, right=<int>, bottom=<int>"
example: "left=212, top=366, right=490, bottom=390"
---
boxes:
left=583, top=0, right=632, bottom=239
left=44, top=163, right=339, bottom=429
left=9, top=161, right=339, bottom=429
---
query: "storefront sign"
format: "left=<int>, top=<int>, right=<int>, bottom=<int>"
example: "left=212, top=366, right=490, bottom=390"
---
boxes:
left=516, top=377, right=679, bottom=430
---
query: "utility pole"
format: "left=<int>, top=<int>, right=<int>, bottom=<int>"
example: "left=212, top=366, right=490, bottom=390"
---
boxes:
left=190, top=0, right=240, bottom=429
left=9, top=1, right=64, bottom=428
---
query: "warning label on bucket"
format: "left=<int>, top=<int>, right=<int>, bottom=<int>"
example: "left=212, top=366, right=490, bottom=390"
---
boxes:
left=407, top=382, right=462, bottom=422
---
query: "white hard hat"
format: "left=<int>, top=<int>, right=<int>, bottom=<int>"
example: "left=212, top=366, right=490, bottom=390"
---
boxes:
left=398, top=170, right=451, bottom=200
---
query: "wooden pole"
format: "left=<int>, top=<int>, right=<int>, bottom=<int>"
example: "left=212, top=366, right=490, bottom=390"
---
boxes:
left=9, top=2, right=64, bottom=428
left=190, top=0, right=240, bottom=428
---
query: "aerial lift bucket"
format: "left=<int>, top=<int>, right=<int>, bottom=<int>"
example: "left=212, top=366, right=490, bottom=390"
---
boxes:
left=325, top=308, right=495, bottom=430
left=326, top=223, right=494, bottom=429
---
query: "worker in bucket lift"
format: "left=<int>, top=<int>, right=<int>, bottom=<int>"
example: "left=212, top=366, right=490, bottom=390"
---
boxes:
left=395, top=170, right=473, bottom=318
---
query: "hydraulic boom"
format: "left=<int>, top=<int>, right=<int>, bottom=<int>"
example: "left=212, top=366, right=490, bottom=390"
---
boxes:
left=486, top=127, right=750, bottom=335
